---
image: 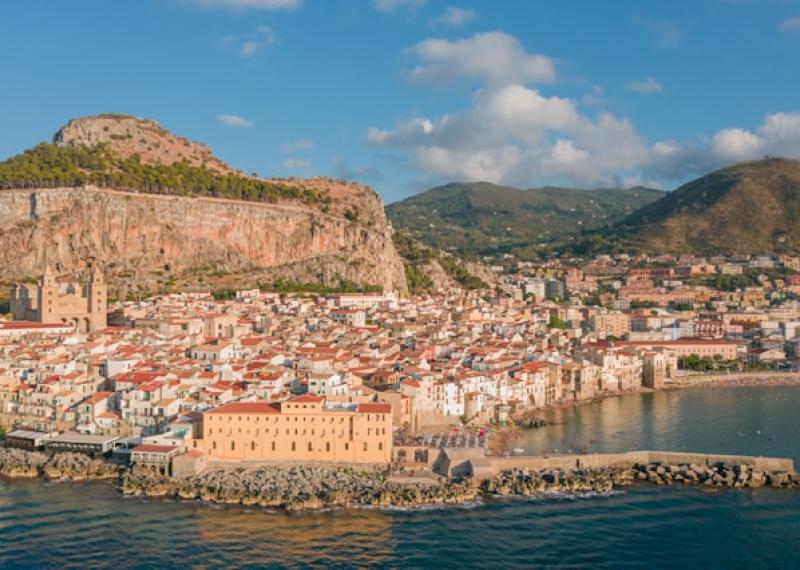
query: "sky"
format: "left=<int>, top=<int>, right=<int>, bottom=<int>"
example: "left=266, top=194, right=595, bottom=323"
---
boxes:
left=1, top=0, right=800, bottom=203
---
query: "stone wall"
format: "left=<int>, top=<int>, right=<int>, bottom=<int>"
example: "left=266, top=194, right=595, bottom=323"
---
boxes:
left=482, top=450, right=794, bottom=478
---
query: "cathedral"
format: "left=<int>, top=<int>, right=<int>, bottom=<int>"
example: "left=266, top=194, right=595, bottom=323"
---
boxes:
left=9, top=265, right=107, bottom=333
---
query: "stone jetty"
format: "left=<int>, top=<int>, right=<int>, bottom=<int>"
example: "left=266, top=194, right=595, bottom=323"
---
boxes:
left=632, top=461, right=800, bottom=489
left=482, top=466, right=631, bottom=496
left=0, top=448, right=120, bottom=481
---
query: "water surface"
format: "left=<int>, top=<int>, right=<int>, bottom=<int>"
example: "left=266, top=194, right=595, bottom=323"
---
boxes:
left=1, top=386, right=799, bottom=569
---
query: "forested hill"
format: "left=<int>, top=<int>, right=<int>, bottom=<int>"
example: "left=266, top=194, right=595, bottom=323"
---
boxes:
left=386, top=181, right=664, bottom=258
left=583, top=158, right=800, bottom=255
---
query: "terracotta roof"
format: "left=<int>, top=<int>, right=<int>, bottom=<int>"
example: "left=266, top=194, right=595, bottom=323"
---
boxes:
left=357, top=403, right=392, bottom=414
left=206, top=401, right=280, bottom=415
left=288, top=393, right=323, bottom=403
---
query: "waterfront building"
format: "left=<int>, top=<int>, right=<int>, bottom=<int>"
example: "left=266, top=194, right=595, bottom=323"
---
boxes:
left=198, top=394, right=392, bottom=464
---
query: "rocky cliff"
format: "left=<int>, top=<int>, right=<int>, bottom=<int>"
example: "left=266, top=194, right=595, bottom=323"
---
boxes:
left=0, top=115, right=407, bottom=297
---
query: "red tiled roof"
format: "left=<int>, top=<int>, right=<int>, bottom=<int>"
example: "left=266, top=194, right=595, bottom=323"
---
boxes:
left=288, top=393, right=323, bottom=403
left=357, top=403, right=392, bottom=414
left=206, top=401, right=280, bottom=415
left=85, top=391, right=113, bottom=404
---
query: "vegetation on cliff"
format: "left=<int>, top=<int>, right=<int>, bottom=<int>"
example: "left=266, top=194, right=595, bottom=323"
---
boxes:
left=393, top=232, right=487, bottom=292
left=0, top=143, right=326, bottom=205
left=210, top=279, right=385, bottom=298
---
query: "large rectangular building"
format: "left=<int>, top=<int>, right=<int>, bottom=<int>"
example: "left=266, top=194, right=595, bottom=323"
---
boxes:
left=198, top=394, right=392, bottom=464
left=616, top=338, right=740, bottom=360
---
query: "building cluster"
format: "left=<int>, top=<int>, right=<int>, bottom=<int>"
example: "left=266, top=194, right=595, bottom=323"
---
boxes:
left=1, top=252, right=799, bottom=469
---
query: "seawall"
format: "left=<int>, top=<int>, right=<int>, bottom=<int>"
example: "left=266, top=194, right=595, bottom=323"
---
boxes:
left=438, top=449, right=796, bottom=479
left=489, top=451, right=794, bottom=475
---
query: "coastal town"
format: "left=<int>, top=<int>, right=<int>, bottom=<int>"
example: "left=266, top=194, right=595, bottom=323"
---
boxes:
left=1, top=251, right=800, bottom=480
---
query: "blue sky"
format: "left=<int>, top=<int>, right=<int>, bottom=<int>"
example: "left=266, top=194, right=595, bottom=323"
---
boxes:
left=1, top=0, right=800, bottom=202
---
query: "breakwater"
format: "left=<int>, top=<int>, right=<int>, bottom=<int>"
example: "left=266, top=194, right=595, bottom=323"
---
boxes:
left=485, top=450, right=795, bottom=476
left=1, top=447, right=797, bottom=511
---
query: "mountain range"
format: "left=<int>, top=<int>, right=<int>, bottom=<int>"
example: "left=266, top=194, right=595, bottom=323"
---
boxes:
left=386, top=182, right=665, bottom=258
left=388, top=158, right=800, bottom=259
left=589, top=158, right=800, bottom=255
left=2, top=114, right=799, bottom=301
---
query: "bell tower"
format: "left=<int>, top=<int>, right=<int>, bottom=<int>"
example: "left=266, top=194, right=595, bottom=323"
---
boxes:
left=87, top=263, right=107, bottom=331
left=38, top=265, right=58, bottom=322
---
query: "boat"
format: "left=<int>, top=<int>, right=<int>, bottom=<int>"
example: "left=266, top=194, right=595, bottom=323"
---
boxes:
left=511, top=447, right=526, bottom=455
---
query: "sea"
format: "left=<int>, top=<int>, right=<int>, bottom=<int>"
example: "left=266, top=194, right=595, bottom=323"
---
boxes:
left=1, top=385, right=799, bottom=569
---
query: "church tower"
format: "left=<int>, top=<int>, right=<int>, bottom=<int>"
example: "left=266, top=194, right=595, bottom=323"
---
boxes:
left=87, top=265, right=107, bottom=331
left=37, top=265, right=58, bottom=322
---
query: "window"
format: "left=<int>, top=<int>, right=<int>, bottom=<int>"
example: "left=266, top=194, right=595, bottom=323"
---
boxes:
left=213, top=441, right=217, bottom=450
left=271, top=442, right=276, bottom=451
left=291, top=442, right=296, bottom=451
left=231, top=441, right=235, bottom=451
left=251, top=441, right=255, bottom=451
left=308, top=442, right=312, bottom=452
left=344, top=443, right=349, bottom=450
left=363, top=443, right=368, bottom=452
left=378, top=443, right=383, bottom=451
left=326, top=442, right=330, bottom=452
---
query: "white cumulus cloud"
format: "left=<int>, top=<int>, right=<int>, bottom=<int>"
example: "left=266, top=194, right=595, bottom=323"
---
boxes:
left=628, top=77, right=663, bottom=93
left=232, top=26, right=276, bottom=57
left=370, top=82, right=800, bottom=186
left=368, top=83, right=649, bottom=186
left=712, top=128, right=765, bottom=161
left=431, top=6, right=476, bottom=27
left=779, top=17, right=800, bottom=32
left=283, top=158, right=311, bottom=169
left=217, top=114, right=254, bottom=128
left=282, top=139, right=314, bottom=152
left=371, top=30, right=800, bottom=189
left=407, top=31, right=556, bottom=86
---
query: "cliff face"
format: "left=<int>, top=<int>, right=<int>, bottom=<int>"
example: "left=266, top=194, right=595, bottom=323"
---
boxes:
left=0, top=186, right=406, bottom=298
left=0, top=115, right=408, bottom=297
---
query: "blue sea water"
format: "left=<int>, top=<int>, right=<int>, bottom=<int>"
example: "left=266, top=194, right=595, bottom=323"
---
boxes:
left=1, top=386, right=799, bottom=569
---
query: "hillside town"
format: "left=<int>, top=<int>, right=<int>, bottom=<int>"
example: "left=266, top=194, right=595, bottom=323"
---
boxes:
left=2, top=251, right=800, bottom=475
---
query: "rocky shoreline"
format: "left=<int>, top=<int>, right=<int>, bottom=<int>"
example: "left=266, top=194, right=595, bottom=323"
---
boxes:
left=0, top=448, right=120, bottom=481
left=120, top=465, right=479, bottom=511
left=1, top=448, right=798, bottom=511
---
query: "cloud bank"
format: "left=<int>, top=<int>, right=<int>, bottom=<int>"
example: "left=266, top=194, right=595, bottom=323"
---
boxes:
left=368, top=32, right=800, bottom=189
